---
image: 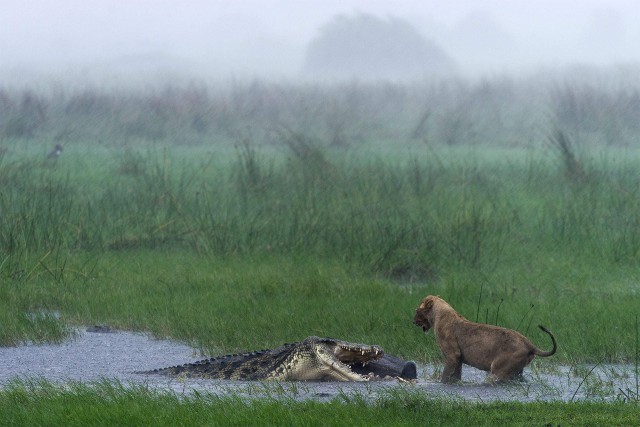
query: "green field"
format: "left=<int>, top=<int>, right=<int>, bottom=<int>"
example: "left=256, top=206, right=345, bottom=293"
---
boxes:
left=1, top=76, right=640, bottom=422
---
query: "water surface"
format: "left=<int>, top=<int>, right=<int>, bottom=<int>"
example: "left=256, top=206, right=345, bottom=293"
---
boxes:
left=0, top=329, right=636, bottom=402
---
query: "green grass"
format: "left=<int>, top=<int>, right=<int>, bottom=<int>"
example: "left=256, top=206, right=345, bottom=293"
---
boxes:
left=1, top=380, right=638, bottom=426
left=1, top=143, right=639, bottom=362
left=1, top=249, right=638, bottom=363
left=2, top=133, right=640, bottom=423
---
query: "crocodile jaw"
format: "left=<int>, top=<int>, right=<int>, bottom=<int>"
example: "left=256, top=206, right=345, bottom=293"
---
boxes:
left=277, top=337, right=384, bottom=382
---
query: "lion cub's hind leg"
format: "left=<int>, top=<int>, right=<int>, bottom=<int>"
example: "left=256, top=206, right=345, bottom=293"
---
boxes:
left=489, top=353, right=530, bottom=383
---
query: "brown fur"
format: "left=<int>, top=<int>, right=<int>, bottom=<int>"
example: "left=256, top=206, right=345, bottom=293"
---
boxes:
left=413, top=295, right=556, bottom=383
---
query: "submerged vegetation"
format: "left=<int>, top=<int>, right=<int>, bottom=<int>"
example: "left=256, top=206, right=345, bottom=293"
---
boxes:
left=1, top=72, right=640, bottom=422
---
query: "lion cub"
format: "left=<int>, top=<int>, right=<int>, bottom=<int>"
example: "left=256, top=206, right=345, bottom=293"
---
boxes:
left=413, top=295, right=556, bottom=383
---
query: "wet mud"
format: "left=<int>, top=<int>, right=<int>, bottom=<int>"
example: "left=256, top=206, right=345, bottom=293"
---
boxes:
left=0, top=329, right=637, bottom=402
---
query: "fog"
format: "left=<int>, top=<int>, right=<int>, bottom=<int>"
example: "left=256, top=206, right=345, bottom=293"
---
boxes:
left=2, top=0, right=640, bottom=84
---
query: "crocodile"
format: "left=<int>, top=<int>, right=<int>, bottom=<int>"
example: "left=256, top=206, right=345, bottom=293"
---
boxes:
left=136, top=336, right=417, bottom=382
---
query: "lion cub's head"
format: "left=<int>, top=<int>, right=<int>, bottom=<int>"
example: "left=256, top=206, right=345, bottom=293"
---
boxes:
left=413, top=295, right=436, bottom=333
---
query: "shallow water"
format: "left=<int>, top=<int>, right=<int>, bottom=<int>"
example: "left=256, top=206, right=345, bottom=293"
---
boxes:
left=0, top=329, right=637, bottom=402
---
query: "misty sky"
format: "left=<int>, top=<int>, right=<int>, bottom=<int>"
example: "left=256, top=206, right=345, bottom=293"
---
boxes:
left=2, top=0, right=639, bottom=83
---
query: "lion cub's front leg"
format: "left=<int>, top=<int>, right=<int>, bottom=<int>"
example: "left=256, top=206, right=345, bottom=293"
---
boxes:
left=441, top=354, right=463, bottom=383
left=436, top=328, right=463, bottom=383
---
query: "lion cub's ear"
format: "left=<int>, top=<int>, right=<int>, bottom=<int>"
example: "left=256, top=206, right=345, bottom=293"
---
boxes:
left=420, top=296, right=434, bottom=311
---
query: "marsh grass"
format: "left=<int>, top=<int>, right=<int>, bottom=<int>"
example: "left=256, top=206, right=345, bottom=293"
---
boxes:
left=619, top=315, right=640, bottom=402
left=0, top=145, right=640, bottom=363
left=3, top=141, right=640, bottom=272
left=547, top=128, right=585, bottom=181
left=1, top=379, right=638, bottom=426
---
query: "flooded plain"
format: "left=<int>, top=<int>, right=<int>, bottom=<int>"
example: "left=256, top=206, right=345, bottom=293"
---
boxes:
left=0, top=328, right=637, bottom=402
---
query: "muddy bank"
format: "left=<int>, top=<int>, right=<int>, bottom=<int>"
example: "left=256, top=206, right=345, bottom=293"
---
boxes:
left=0, top=329, right=636, bottom=402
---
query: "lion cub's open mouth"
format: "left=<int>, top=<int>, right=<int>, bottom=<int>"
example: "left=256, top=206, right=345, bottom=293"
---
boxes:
left=413, top=318, right=430, bottom=333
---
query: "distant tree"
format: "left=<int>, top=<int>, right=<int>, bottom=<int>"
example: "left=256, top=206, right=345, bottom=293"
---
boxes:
left=303, top=14, right=454, bottom=80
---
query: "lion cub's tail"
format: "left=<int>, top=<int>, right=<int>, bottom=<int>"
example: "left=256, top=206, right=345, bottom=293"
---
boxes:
left=533, top=325, right=557, bottom=357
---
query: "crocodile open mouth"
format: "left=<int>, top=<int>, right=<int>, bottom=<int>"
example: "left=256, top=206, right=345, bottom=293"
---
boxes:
left=331, top=341, right=384, bottom=365
left=301, top=337, right=387, bottom=381
left=324, top=339, right=417, bottom=381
